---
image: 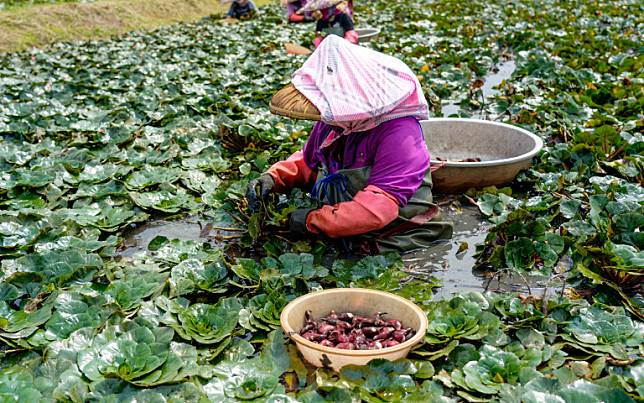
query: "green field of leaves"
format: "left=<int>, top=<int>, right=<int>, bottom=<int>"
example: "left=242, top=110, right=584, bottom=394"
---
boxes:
left=0, top=0, right=642, bottom=401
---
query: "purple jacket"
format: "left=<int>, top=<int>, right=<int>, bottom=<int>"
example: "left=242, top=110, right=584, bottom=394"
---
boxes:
left=287, top=1, right=311, bottom=18
left=302, top=117, right=429, bottom=206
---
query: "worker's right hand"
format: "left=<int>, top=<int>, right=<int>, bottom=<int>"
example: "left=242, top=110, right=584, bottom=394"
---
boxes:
left=246, top=174, right=275, bottom=213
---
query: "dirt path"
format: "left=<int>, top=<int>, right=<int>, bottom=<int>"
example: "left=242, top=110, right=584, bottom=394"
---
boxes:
left=0, top=0, right=274, bottom=53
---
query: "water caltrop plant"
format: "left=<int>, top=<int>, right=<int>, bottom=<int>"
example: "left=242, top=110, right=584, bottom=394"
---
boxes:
left=0, top=0, right=641, bottom=401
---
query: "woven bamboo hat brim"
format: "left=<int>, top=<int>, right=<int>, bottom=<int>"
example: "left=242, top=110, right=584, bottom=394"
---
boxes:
left=269, top=83, right=321, bottom=121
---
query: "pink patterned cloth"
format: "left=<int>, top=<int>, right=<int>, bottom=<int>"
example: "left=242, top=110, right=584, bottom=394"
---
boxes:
left=297, top=0, right=343, bottom=12
left=291, top=35, right=429, bottom=134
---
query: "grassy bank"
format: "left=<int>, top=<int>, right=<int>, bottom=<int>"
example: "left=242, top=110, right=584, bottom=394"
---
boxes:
left=0, top=0, right=273, bottom=53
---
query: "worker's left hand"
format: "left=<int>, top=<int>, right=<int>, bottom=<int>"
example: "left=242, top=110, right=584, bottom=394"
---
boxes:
left=288, top=208, right=313, bottom=238
left=246, top=174, right=275, bottom=213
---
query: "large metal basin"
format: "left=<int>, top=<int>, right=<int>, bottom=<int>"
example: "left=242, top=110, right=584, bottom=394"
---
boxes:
left=421, top=119, right=544, bottom=193
left=356, top=28, right=380, bottom=43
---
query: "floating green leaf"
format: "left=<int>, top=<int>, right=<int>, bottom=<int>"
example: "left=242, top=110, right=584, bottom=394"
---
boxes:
left=174, top=298, right=242, bottom=345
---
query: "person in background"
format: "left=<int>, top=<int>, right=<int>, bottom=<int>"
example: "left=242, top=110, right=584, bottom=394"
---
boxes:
left=247, top=36, right=453, bottom=253
left=285, top=0, right=313, bottom=23
left=297, top=0, right=358, bottom=47
left=226, top=0, right=257, bottom=20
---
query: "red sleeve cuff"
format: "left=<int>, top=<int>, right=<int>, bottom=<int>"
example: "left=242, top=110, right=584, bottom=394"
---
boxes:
left=266, top=151, right=317, bottom=192
left=306, top=185, right=399, bottom=238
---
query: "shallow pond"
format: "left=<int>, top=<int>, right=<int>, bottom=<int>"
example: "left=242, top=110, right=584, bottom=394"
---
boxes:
left=118, top=195, right=561, bottom=298
left=118, top=213, right=245, bottom=256
left=442, top=59, right=516, bottom=118
left=403, top=196, right=565, bottom=300
left=118, top=219, right=204, bottom=257
left=402, top=199, right=490, bottom=299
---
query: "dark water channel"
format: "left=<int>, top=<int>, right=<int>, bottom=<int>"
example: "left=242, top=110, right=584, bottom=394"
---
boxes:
left=442, top=59, right=516, bottom=118
left=118, top=219, right=204, bottom=257
left=402, top=200, right=489, bottom=299
left=118, top=214, right=243, bottom=257
left=118, top=197, right=560, bottom=299
left=402, top=197, right=563, bottom=300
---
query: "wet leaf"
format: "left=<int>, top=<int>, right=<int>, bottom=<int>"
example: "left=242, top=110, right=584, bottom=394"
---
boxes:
left=173, top=298, right=242, bottom=345
left=0, top=0, right=641, bottom=399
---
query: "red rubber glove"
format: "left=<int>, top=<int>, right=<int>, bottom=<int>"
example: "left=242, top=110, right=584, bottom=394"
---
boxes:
left=289, top=13, right=305, bottom=22
left=344, top=30, right=359, bottom=44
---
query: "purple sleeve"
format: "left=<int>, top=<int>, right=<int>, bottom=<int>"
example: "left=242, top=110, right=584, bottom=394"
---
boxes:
left=367, top=118, right=429, bottom=206
left=302, top=121, right=327, bottom=170
left=287, top=1, right=311, bottom=17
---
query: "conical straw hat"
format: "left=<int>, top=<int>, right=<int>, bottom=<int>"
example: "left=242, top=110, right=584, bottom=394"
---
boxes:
left=269, top=83, right=321, bottom=121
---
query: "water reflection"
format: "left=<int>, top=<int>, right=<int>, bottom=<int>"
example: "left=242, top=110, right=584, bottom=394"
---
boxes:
left=402, top=198, right=565, bottom=300
left=441, top=59, right=516, bottom=118
left=402, top=202, right=490, bottom=299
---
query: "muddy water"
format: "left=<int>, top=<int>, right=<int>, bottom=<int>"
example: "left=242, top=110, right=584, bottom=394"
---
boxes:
left=481, top=60, right=516, bottom=98
left=402, top=200, right=490, bottom=299
left=442, top=59, right=516, bottom=118
left=118, top=219, right=204, bottom=256
left=118, top=214, right=245, bottom=256
left=402, top=197, right=564, bottom=299
left=117, top=199, right=559, bottom=297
